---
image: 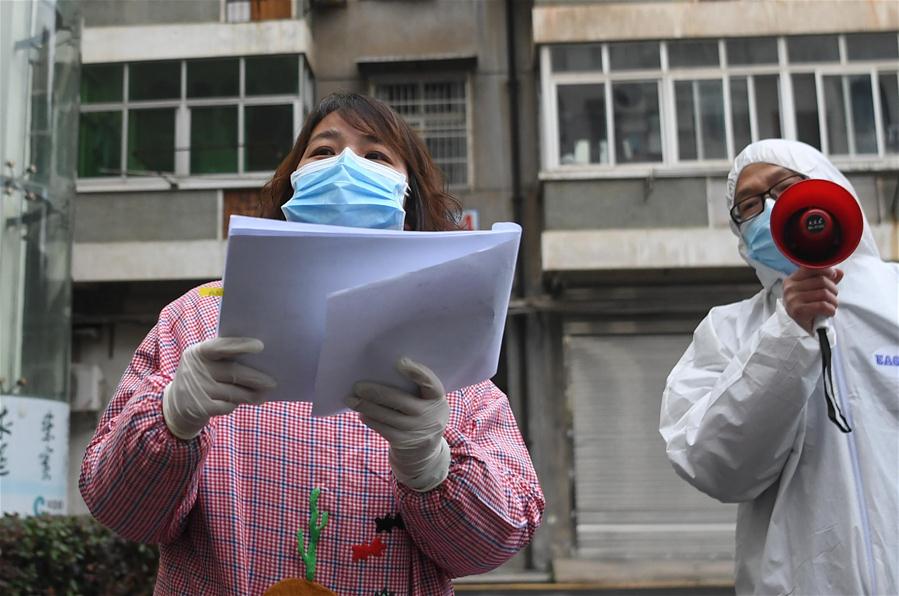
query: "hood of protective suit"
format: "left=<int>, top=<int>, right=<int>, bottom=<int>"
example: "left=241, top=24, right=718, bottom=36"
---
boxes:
left=726, top=139, right=880, bottom=288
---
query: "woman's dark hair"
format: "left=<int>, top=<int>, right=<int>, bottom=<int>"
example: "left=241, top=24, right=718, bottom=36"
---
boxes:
left=260, top=93, right=462, bottom=231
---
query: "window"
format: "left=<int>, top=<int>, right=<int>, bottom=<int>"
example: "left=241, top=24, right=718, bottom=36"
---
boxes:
left=226, top=0, right=292, bottom=23
left=542, top=31, right=899, bottom=171
left=374, top=79, right=470, bottom=188
left=558, top=84, right=607, bottom=165
left=78, top=55, right=312, bottom=179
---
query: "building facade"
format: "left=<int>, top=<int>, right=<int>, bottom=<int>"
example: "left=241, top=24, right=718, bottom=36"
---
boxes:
left=527, top=0, right=899, bottom=585
left=68, top=0, right=898, bottom=587
left=1, top=0, right=80, bottom=517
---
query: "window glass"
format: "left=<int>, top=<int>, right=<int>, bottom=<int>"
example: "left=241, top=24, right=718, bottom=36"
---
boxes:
left=792, top=73, right=821, bottom=149
left=726, top=37, right=778, bottom=65
left=191, top=106, right=238, bottom=173
left=787, top=35, right=839, bottom=63
left=187, top=58, right=239, bottom=98
left=81, top=64, right=122, bottom=103
left=612, top=81, right=662, bottom=163
left=675, top=79, right=726, bottom=160
left=668, top=40, right=719, bottom=68
left=78, top=111, right=121, bottom=177
left=609, top=41, right=660, bottom=71
left=880, top=73, right=899, bottom=153
left=730, top=77, right=752, bottom=154
left=846, top=32, right=899, bottom=61
left=848, top=75, right=877, bottom=154
left=246, top=55, right=299, bottom=95
left=557, top=84, right=608, bottom=165
left=245, top=104, right=293, bottom=171
left=552, top=44, right=603, bottom=72
left=823, top=76, right=849, bottom=154
left=129, top=61, right=180, bottom=101
left=128, top=108, right=176, bottom=173
left=754, top=75, right=782, bottom=139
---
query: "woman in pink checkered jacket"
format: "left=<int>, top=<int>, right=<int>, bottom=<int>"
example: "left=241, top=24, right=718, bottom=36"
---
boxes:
left=80, top=93, right=544, bottom=596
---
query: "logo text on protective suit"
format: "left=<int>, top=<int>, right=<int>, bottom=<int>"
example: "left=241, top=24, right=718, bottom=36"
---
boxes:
left=874, top=353, right=898, bottom=366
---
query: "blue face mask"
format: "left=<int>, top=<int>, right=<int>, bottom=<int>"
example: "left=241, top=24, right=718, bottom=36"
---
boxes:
left=741, top=198, right=799, bottom=276
left=283, top=147, right=408, bottom=230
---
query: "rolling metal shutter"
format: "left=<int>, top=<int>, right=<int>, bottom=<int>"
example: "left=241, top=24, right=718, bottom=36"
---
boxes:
left=565, top=332, right=737, bottom=566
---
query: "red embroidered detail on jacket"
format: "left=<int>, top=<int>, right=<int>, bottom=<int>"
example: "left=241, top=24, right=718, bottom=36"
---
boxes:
left=352, top=537, right=386, bottom=562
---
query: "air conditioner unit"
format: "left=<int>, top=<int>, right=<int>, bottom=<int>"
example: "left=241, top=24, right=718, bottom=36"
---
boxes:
left=70, top=363, right=106, bottom=412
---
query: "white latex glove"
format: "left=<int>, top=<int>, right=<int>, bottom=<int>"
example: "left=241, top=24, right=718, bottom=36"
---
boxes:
left=346, top=358, right=450, bottom=492
left=162, top=337, right=276, bottom=440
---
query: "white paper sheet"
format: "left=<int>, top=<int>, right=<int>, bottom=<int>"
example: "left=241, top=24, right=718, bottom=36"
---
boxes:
left=217, top=216, right=521, bottom=416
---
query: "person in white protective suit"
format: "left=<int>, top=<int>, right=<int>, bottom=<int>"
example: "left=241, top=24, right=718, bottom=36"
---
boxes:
left=659, top=139, right=898, bottom=596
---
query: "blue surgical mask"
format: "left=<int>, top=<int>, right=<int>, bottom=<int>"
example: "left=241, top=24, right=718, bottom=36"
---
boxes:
left=741, top=198, right=799, bottom=276
left=283, top=147, right=408, bottom=230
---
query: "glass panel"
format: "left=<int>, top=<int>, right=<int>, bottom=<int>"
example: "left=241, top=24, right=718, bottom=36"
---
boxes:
left=612, top=81, right=662, bottom=163
left=244, top=104, right=294, bottom=171
left=880, top=73, right=899, bottom=153
left=246, top=55, right=299, bottom=95
left=823, top=76, right=849, bottom=154
left=81, top=64, right=122, bottom=103
left=609, top=41, right=660, bottom=71
left=668, top=40, right=719, bottom=68
left=675, top=79, right=725, bottom=160
left=726, top=37, right=778, bottom=65
left=127, top=108, right=175, bottom=173
left=848, top=75, right=876, bottom=154
left=730, top=77, right=752, bottom=154
left=187, top=58, right=239, bottom=98
left=675, top=81, right=697, bottom=160
left=846, top=32, right=899, bottom=61
left=787, top=35, right=839, bottom=63
left=129, top=61, right=180, bottom=101
left=792, top=73, right=820, bottom=149
left=77, top=111, right=121, bottom=177
left=551, top=44, right=603, bottom=72
left=754, top=75, right=782, bottom=139
left=191, top=106, right=238, bottom=173
left=557, top=84, right=608, bottom=165
left=699, top=80, right=726, bottom=159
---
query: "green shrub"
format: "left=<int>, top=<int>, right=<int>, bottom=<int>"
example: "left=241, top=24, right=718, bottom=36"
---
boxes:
left=0, top=514, right=158, bottom=595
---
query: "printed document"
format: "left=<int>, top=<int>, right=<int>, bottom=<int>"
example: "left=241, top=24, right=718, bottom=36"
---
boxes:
left=218, top=216, right=521, bottom=415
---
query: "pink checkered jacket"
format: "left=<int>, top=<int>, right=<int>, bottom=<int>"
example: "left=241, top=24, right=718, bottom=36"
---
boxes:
left=80, top=282, right=544, bottom=595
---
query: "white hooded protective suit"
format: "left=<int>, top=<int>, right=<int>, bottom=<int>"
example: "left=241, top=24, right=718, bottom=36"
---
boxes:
left=660, top=139, right=898, bottom=595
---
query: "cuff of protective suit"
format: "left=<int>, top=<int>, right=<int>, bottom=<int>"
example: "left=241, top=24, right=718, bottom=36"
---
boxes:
left=390, top=437, right=450, bottom=492
left=759, top=301, right=825, bottom=371
left=162, top=384, right=207, bottom=441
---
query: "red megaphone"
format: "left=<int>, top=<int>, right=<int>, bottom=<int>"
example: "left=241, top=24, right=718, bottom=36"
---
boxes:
left=770, top=179, right=864, bottom=269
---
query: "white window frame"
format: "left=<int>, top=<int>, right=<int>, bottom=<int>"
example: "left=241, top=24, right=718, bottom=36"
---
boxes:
left=540, top=32, right=899, bottom=179
left=78, top=54, right=311, bottom=192
left=369, top=74, right=473, bottom=191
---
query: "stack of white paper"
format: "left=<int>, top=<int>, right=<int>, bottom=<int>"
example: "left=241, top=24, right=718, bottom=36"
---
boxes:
left=218, top=215, right=521, bottom=416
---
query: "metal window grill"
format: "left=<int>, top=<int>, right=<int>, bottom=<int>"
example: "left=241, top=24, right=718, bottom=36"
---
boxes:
left=374, top=80, right=468, bottom=188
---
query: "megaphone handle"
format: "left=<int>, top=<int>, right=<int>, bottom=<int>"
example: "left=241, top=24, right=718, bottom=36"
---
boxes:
left=814, top=315, right=832, bottom=332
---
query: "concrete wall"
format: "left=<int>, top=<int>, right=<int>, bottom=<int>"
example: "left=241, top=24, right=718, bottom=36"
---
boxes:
left=75, top=191, right=219, bottom=243
left=82, top=0, right=220, bottom=27
left=544, top=177, right=709, bottom=230
left=533, top=0, right=899, bottom=44
left=310, top=0, right=538, bottom=229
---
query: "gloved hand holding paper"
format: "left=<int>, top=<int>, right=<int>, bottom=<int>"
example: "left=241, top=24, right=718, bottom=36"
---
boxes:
left=217, top=216, right=520, bottom=416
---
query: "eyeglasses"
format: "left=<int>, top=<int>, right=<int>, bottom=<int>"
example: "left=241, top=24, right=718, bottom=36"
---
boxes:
left=730, top=172, right=808, bottom=225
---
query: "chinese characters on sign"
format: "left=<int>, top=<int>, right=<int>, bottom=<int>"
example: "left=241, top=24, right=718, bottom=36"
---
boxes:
left=0, top=395, right=69, bottom=515
left=0, top=406, right=10, bottom=477
left=39, top=411, right=55, bottom=481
